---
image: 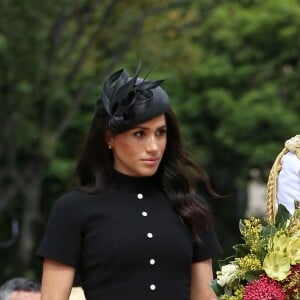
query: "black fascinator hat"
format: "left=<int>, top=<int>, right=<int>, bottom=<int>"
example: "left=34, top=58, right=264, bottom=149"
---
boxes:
left=99, top=62, right=170, bottom=133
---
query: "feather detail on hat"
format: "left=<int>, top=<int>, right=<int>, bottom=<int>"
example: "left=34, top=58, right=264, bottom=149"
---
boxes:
left=100, top=62, right=168, bottom=133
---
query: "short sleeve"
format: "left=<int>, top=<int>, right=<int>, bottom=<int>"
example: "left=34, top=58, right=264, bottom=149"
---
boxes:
left=192, top=226, right=222, bottom=262
left=37, top=191, right=84, bottom=267
left=191, top=195, right=222, bottom=262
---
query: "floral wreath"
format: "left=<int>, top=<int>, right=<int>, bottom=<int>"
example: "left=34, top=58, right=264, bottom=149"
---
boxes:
left=211, top=204, right=300, bottom=300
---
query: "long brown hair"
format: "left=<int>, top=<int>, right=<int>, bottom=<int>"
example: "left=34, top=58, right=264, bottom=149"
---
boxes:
left=158, top=111, right=217, bottom=241
left=76, top=102, right=217, bottom=241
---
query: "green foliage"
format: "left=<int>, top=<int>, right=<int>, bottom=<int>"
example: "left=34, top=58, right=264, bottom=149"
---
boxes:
left=275, top=204, right=292, bottom=228
left=261, top=224, right=277, bottom=239
left=210, top=278, right=224, bottom=296
left=233, top=243, right=250, bottom=258
left=176, top=0, right=300, bottom=184
left=212, top=204, right=300, bottom=298
left=0, top=0, right=207, bottom=280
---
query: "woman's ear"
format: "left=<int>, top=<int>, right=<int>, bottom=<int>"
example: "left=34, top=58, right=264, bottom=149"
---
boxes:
left=105, top=129, right=113, bottom=149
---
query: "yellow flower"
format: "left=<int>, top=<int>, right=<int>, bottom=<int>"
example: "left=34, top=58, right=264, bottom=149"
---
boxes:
left=286, top=236, right=300, bottom=264
left=263, top=252, right=291, bottom=281
left=269, top=233, right=289, bottom=253
left=236, top=254, right=261, bottom=271
left=241, top=217, right=263, bottom=252
left=287, top=213, right=300, bottom=235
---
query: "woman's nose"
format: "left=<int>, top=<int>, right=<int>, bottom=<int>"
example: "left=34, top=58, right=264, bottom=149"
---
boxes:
left=145, top=136, right=159, bottom=153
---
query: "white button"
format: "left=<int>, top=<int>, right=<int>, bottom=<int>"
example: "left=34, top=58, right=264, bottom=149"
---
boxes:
left=141, top=211, right=148, bottom=216
left=147, top=232, right=153, bottom=238
left=150, top=284, right=156, bottom=290
left=137, top=193, right=143, bottom=199
left=149, top=259, right=155, bottom=265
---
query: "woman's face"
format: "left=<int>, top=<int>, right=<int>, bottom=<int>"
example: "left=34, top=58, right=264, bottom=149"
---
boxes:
left=109, top=114, right=167, bottom=177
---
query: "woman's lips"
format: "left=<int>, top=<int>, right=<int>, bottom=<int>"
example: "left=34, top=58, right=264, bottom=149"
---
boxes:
left=141, top=158, right=160, bottom=165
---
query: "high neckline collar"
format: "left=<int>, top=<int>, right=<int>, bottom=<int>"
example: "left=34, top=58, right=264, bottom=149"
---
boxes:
left=113, top=170, right=159, bottom=193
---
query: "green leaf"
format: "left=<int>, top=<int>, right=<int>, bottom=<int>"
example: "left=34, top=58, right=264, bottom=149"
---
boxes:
left=244, top=270, right=262, bottom=282
left=255, top=248, right=267, bottom=263
left=275, top=204, right=291, bottom=227
left=233, top=243, right=249, bottom=257
left=261, top=224, right=277, bottom=238
left=210, top=279, right=224, bottom=297
left=239, top=219, right=246, bottom=235
left=218, top=255, right=236, bottom=268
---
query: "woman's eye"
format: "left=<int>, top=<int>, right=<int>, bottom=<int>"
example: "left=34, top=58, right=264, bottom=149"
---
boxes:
left=134, top=131, right=145, bottom=137
left=156, top=128, right=167, bottom=136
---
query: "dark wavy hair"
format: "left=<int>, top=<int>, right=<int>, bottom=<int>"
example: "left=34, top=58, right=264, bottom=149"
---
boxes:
left=76, top=101, right=217, bottom=241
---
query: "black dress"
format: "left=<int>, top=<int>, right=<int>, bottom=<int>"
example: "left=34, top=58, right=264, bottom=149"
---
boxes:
left=37, top=171, right=221, bottom=300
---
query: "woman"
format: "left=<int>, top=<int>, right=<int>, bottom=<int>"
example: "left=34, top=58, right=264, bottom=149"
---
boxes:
left=37, top=64, right=221, bottom=300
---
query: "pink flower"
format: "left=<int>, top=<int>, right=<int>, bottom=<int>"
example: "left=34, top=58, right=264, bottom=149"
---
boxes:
left=243, top=274, right=286, bottom=300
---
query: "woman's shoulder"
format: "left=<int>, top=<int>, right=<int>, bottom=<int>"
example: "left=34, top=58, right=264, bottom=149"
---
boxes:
left=47, top=190, right=111, bottom=222
left=55, top=189, right=88, bottom=202
left=52, top=189, right=108, bottom=210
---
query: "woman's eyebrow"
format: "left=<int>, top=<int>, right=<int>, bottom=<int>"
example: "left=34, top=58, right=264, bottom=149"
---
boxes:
left=134, top=125, right=167, bottom=131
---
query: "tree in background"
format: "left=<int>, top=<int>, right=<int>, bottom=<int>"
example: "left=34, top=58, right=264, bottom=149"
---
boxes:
left=174, top=0, right=300, bottom=255
left=0, top=0, right=199, bottom=280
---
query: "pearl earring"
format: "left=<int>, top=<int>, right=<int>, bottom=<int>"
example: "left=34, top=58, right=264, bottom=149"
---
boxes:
left=108, top=145, right=112, bottom=149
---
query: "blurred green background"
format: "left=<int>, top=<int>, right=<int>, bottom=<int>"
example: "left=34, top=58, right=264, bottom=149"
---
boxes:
left=1, top=0, right=300, bottom=283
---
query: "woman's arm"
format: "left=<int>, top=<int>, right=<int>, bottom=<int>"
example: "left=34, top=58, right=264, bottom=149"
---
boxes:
left=41, top=258, right=76, bottom=300
left=191, top=259, right=217, bottom=300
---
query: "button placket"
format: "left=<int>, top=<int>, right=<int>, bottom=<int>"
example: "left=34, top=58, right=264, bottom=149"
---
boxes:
left=137, top=192, right=157, bottom=292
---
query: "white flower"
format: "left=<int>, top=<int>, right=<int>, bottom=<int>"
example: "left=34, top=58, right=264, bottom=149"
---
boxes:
left=216, top=263, right=239, bottom=287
